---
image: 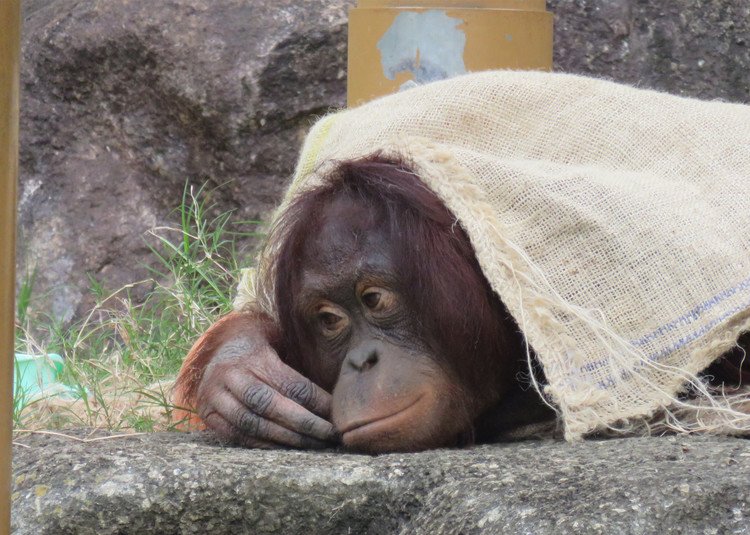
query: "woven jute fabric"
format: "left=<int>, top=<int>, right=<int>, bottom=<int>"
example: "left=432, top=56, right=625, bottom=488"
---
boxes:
left=236, top=71, right=750, bottom=440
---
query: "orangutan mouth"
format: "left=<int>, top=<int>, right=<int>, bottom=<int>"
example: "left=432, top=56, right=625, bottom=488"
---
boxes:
left=338, top=395, right=425, bottom=439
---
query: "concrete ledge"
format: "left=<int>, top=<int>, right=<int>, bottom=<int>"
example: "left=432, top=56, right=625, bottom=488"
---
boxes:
left=11, top=433, right=750, bottom=534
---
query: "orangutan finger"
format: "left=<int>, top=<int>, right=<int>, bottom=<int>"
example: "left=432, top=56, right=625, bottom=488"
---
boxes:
left=267, top=368, right=333, bottom=419
left=226, top=376, right=338, bottom=442
left=212, top=390, right=330, bottom=449
left=201, top=411, right=275, bottom=449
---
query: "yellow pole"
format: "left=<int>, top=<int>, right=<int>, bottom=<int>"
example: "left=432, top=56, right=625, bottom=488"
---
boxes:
left=348, top=0, right=553, bottom=106
left=0, top=0, right=20, bottom=532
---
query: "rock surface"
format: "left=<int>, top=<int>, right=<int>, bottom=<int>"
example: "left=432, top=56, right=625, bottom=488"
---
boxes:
left=17, top=0, right=750, bottom=321
left=550, top=0, right=750, bottom=102
left=18, top=0, right=353, bottom=320
left=11, top=433, right=750, bottom=534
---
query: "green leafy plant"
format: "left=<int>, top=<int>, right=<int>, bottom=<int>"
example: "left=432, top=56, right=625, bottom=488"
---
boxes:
left=13, top=183, right=262, bottom=433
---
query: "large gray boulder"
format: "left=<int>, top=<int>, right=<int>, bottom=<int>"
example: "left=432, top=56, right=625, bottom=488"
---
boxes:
left=18, top=0, right=353, bottom=321
left=550, top=0, right=750, bottom=102
left=16, top=0, right=750, bottom=320
left=11, top=433, right=750, bottom=534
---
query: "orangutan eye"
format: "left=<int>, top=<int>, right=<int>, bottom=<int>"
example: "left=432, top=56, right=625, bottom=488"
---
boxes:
left=361, top=291, right=381, bottom=309
left=317, top=305, right=348, bottom=336
left=360, top=287, right=395, bottom=313
left=320, top=312, right=341, bottom=327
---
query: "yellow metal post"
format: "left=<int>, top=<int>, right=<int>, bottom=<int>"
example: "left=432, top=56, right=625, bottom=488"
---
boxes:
left=0, top=0, right=20, bottom=532
left=348, top=0, right=553, bottom=106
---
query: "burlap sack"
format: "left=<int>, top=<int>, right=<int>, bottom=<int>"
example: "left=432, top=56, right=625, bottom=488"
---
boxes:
left=236, top=71, right=750, bottom=440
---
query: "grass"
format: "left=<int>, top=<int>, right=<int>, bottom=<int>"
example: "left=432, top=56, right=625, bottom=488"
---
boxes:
left=13, top=183, right=262, bottom=434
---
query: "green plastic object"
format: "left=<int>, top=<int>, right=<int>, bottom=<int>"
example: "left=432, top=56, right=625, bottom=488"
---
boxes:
left=14, top=353, right=76, bottom=399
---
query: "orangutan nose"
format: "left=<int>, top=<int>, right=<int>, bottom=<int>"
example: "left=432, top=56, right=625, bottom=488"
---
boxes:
left=346, top=346, right=379, bottom=372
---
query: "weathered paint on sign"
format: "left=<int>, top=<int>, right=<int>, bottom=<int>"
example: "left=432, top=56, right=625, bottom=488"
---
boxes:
left=377, top=10, right=466, bottom=91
